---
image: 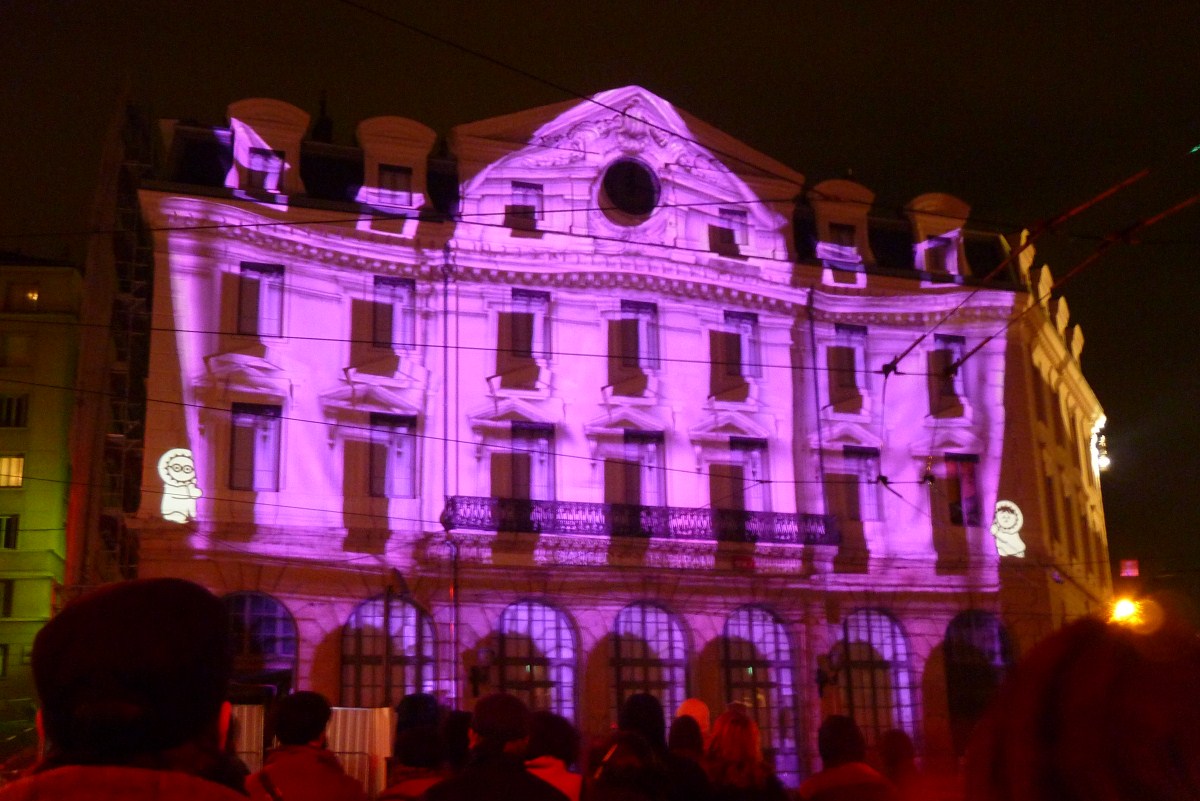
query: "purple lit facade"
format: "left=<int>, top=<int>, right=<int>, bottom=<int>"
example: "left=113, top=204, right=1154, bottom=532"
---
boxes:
left=128, top=88, right=1110, bottom=781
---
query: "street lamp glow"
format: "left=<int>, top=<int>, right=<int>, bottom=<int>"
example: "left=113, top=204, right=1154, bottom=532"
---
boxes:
left=1110, top=598, right=1141, bottom=625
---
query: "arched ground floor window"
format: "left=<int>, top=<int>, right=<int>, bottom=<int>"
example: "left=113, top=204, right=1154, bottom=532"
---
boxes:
left=498, top=600, right=577, bottom=719
left=341, top=593, right=436, bottom=708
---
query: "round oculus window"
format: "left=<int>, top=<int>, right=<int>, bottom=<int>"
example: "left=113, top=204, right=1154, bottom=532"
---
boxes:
left=602, top=159, right=659, bottom=221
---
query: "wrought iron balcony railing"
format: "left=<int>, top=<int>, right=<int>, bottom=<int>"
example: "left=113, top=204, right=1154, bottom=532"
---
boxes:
left=441, top=496, right=838, bottom=546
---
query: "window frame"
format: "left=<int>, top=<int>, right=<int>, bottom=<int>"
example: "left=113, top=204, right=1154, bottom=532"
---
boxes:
left=340, top=593, right=436, bottom=708
left=378, top=164, right=414, bottom=206
left=837, top=608, right=916, bottom=746
left=0, top=396, right=27, bottom=428
left=497, top=601, right=577, bottom=719
left=246, top=147, right=285, bottom=192
left=229, top=403, right=282, bottom=492
left=0, top=455, right=24, bottom=489
left=372, top=276, right=417, bottom=351
left=368, top=413, right=417, bottom=499
left=611, top=603, right=688, bottom=726
left=237, top=262, right=285, bottom=338
left=0, top=515, right=17, bottom=550
left=944, top=453, right=982, bottom=527
left=223, top=591, right=298, bottom=691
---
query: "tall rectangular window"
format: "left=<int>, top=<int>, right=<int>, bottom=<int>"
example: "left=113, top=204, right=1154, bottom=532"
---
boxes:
left=0, top=644, right=7, bottom=678
left=246, top=147, right=284, bottom=192
left=369, top=414, right=417, bottom=498
left=238, top=262, right=285, bottom=337
left=372, top=276, right=416, bottom=350
left=506, top=181, right=544, bottom=230
left=0, top=396, right=27, bottom=428
left=825, top=446, right=881, bottom=522
left=827, top=324, right=866, bottom=413
left=0, top=456, right=23, bottom=489
left=230, top=404, right=281, bottom=491
left=928, top=335, right=965, bottom=417
left=491, top=422, right=555, bottom=501
left=726, top=311, right=761, bottom=378
left=608, top=301, right=659, bottom=396
left=925, top=236, right=952, bottom=273
left=378, top=164, right=413, bottom=205
left=0, top=580, right=12, bottom=617
left=604, top=431, right=665, bottom=507
left=710, top=312, right=760, bottom=403
left=495, top=290, right=550, bottom=389
left=945, top=453, right=981, bottom=527
left=829, top=222, right=857, bottom=247
left=0, top=515, right=17, bottom=549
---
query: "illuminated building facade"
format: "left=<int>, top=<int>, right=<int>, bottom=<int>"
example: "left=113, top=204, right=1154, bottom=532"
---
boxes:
left=123, top=87, right=1111, bottom=780
left=0, top=254, right=80, bottom=713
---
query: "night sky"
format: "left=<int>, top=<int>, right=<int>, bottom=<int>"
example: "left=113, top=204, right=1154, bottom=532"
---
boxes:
left=3, top=2, right=1198, bottom=605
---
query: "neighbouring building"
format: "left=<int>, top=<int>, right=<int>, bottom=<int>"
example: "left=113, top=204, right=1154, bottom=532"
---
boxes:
left=83, top=87, right=1111, bottom=783
left=0, top=253, right=81, bottom=725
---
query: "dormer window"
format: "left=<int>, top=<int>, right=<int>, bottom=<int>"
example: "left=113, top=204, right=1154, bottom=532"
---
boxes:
left=246, top=147, right=284, bottom=192
left=506, top=181, right=544, bottom=231
left=829, top=223, right=856, bottom=247
left=710, top=209, right=748, bottom=256
left=378, top=164, right=413, bottom=205
left=925, top=236, right=953, bottom=273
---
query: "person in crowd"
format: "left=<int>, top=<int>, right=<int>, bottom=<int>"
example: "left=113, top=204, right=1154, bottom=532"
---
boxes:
left=796, top=716, right=896, bottom=801
left=702, top=709, right=789, bottom=801
left=876, top=729, right=932, bottom=801
left=667, top=715, right=705, bottom=765
left=618, top=693, right=712, bottom=801
left=964, top=612, right=1200, bottom=801
left=0, top=578, right=247, bottom=800
left=379, top=726, right=446, bottom=801
left=423, top=693, right=568, bottom=801
left=589, top=730, right=668, bottom=801
left=439, top=710, right=473, bottom=775
left=395, top=693, right=441, bottom=734
left=525, top=710, right=582, bottom=801
left=246, top=691, right=366, bottom=801
left=674, top=698, right=711, bottom=743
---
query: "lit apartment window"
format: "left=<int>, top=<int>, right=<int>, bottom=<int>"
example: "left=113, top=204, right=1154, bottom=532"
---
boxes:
left=825, top=446, right=881, bottom=523
left=369, top=413, right=416, bottom=498
left=495, top=290, right=550, bottom=390
left=378, top=164, right=413, bottom=205
left=0, top=396, right=27, bottom=428
left=608, top=301, right=659, bottom=396
left=0, top=515, right=17, bottom=549
left=0, top=456, right=23, bottom=489
left=927, top=335, right=966, bottom=417
left=229, top=404, right=281, bottom=491
left=945, top=453, right=981, bottom=526
left=709, top=208, right=748, bottom=256
left=506, top=181, right=544, bottom=231
left=827, top=324, right=866, bottom=413
left=372, top=276, right=416, bottom=350
left=246, top=147, right=284, bottom=192
left=5, top=283, right=39, bottom=312
left=237, top=262, right=285, bottom=338
left=0, top=580, right=12, bottom=617
left=0, top=335, right=31, bottom=368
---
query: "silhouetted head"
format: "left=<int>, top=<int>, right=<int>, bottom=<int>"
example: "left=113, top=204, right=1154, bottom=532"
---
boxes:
left=273, top=691, right=332, bottom=746
left=878, top=729, right=915, bottom=781
left=394, top=724, right=444, bottom=769
left=817, top=715, right=866, bottom=768
left=395, top=692, right=440, bottom=734
left=668, top=715, right=704, bottom=760
left=528, top=710, right=580, bottom=767
left=33, top=578, right=231, bottom=765
left=675, top=698, right=711, bottom=739
left=471, top=693, right=530, bottom=750
left=966, top=613, right=1200, bottom=801
left=618, top=693, right=666, bottom=751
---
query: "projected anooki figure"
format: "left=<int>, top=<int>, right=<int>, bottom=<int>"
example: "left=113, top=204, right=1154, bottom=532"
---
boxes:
left=990, top=500, right=1026, bottom=558
left=158, top=448, right=202, bottom=523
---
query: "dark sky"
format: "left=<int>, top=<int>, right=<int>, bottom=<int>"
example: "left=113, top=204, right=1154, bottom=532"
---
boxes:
left=3, top=2, right=1198, bottom=600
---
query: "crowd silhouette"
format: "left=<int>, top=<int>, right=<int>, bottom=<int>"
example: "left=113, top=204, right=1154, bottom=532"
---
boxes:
left=3, top=578, right=1198, bottom=801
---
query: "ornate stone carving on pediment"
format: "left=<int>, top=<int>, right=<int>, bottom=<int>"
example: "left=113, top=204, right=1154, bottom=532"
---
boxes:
left=689, top=410, right=773, bottom=446
left=198, top=349, right=297, bottom=403
left=467, top=396, right=563, bottom=437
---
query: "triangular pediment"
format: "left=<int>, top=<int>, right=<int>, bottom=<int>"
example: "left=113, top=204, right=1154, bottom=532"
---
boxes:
left=320, top=382, right=421, bottom=419
left=809, top=421, right=883, bottom=451
left=583, top=405, right=668, bottom=438
left=689, top=410, right=772, bottom=445
left=913, top=422, right=983, bottom=456
left=201, top=349, right=296, bottom=401
left=467, top=397, right=560, bottom=436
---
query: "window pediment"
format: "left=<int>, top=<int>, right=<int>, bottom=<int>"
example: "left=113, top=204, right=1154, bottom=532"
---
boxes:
left=200, top=350, right=295, bottom=403
left=810, top=421, right=882, bottom=452
left=689, top=410, right=772, bottom=446
left=467, top=397, right=561, bottom=437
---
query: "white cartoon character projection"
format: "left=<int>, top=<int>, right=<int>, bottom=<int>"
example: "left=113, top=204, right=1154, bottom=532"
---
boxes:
left=990, top=500, right=1026, bottom=558
left=158, top=448, right=202, bottom=523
